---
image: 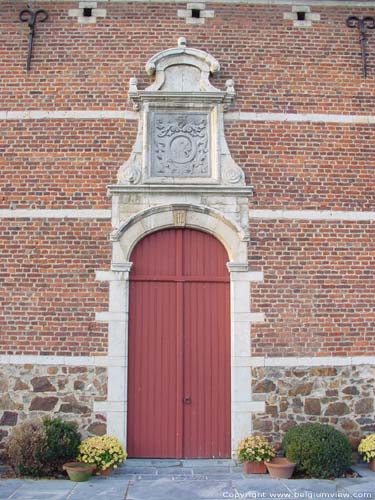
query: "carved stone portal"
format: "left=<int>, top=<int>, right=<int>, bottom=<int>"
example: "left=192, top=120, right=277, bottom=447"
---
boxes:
left=117, top=37, right=245, bottom=187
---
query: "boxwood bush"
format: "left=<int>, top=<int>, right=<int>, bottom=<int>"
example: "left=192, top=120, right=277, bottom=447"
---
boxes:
left=5, top=417, right=81, bottom=477
left=282, top=423, right=352, bottom=479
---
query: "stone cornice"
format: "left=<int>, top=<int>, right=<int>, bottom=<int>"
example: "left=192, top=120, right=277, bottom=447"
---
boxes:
left=107, top=184, right=253, bottom=195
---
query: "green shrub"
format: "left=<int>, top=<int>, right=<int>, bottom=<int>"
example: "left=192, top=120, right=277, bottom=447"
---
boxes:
left=5, top=417, right=81, bottom=477
left=42, top=417, right=81, bottom=475
left=282, top=423, right=352, bottom=479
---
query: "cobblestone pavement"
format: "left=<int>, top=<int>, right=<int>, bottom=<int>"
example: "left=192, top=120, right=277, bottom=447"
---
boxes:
left=0, top=461, right=374, bottom=500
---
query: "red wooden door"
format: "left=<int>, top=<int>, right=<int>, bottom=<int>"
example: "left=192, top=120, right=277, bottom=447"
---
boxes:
left=127, top=228, right=231, bottom=458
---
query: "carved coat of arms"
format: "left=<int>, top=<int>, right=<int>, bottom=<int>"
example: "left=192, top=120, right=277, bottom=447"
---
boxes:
left=151, top=113, right=209, bottom=177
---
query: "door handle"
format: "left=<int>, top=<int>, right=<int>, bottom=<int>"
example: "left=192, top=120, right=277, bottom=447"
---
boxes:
left=183, top=396, right=191, bottom=404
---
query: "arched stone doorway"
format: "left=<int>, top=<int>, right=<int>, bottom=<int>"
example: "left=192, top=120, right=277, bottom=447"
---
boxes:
left=94, top=39, right=266, bottom=458
left=95, top=204, right=265, bottom=458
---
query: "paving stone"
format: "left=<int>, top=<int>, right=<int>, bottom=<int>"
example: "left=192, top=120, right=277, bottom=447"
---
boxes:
left=232, top=478, right=291, bottom=496
left=70, top=478, right=130, bottom=500
left=126, top=477, right=232, bottom=500
left=338, top=483, right=375, bottom=499
left=8, top=479, right=74, bottom=500
left=155, top=467, right=193, bottom=476
left=191, top=466, right=232, bottom=474
left=182, top=459, right=233, bottom=467
left=3, top=462, right=375, bottom=500
left=282, top=479, right=337, bottom=497
left=0, top=479, right=24, bottom=499
left=120, top=466, right=157, bottom=475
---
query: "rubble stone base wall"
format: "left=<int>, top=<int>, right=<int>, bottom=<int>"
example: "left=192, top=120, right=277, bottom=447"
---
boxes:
left=0, top=364, right=107, bottom=451
left=252, top=364, right=375, bottom=449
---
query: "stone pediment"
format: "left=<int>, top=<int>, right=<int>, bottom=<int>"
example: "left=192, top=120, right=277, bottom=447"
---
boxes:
left=116, top=37, right=246, bottom=187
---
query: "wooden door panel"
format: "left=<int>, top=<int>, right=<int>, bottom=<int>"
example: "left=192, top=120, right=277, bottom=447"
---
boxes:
left=127, top=228, right=230, bottom=458
left=183, top=282, right=231, bottom=458
left=127, top=280, right=180, bottom=458
left=182, top=229, right=229, bottom=278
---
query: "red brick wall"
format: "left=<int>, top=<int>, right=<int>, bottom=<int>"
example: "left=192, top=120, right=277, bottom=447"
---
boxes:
left=1, top=1, right=375, bottom=357
left=228, top=122, right=375, bottom=211
left=249, top=220, right=375, bottom=357
left=1, top=2, right=375, bottom=113
left=1, top=219, right=110, bottom=355
left=1, top=120, right=137, bottom=209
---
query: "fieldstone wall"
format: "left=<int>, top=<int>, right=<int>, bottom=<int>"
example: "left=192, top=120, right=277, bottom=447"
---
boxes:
left=252, top=365, right=375, bottom=449
left=0, top=364, right=107, bottom=451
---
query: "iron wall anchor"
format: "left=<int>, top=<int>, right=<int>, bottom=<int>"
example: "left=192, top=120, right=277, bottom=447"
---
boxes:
left=19, top=7, right=48, bottom=71
left=346, top=16, right=375, bottom=78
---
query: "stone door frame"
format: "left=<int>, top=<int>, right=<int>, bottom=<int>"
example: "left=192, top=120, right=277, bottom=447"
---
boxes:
left=94, top=203, right=265, bottom=458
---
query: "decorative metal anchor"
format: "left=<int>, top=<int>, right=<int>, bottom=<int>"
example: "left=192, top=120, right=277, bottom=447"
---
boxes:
left=19, top=7, right=48, bottom=71
left=346, top=16, right=375, bottom=78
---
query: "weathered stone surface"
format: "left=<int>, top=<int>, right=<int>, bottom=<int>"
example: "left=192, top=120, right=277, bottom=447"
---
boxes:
left=252, top=364, right=375, bottom=446
left=59, top=403, right=91, bottom=415
left=58, top=379, right=68, bottom=390
left=252, top=418, right=273, bottom=432
left=0, top=394, right=18, bottom=410
left=266, top=405, right=278, bottom=417
left=0, top=411, right=18, bottom=426
left=325, top=402, right=350, bottom=416
left=326, top=389, right=338, bottom=397
left=31, top=377, right=55, bottom=392
left=304, top=398, right=321, bottom=415
left=292, top=398, right=303, bottom=408
left=0, top=378, right=9, bottom=392
left=0, top=364, right=107, bottom=449
left=74, top=380, right=85, bottom=390
left=30, top=396, right=58, bottom=411
left=289, top=382, right=313, bottom=396
left=355, top=398, right=373, bottom=414
left=281, top=421, right=296, bottom=432
left=13, top=379, right=29, bottom=391
left=68, top=367, right=88, bottom=374
left=280, top=401, right=289, bottom=412
left=88, top=422, right=106, bottom=435
left=253, top=379, right=276, bottom=393
left=309, top=367, right=337, bottom=377
left=356, top=417, right=373, bottom=425
left=342, top=386, right=359, bottom=395
left=341, top=419, right=359, bottom=432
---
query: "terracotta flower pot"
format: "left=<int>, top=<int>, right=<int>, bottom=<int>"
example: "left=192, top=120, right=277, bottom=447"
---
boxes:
left=369, top=459, right=375, bottom=472
left=265, top=457, right=296, bottom=479
left=63, top=462, right=95, bottom=482
left=243, top=461, right=267, bottom=474
left=97, top=467, right=112, bottom=476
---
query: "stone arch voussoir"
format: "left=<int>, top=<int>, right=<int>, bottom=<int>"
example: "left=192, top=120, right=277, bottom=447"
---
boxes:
left=112, top=204, right=248, bottom=263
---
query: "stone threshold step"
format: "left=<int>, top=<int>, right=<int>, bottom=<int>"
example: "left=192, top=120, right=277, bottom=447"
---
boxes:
left=125, top=459, right=234, bottom=468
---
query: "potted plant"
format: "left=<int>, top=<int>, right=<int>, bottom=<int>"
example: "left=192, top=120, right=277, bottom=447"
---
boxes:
left=265, top=457, right=297, bottom=479
left=237, top=434, right=275, bottom=474
left=77, top=435, right=127, bottom=475
left=63, top=462, right=96, bottom=482
left=358, top=434, right=375, bottom=471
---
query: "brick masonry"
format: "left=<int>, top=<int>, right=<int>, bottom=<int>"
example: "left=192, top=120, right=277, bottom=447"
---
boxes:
left=1, top=0, right=375, bottom=449
left=1, top=2, right=375, bottom=113
left=0, top=364, right=107, bottom=451
left=1, top=219, right=110, bottom=355
left=249, top=220, right=375, bottom=357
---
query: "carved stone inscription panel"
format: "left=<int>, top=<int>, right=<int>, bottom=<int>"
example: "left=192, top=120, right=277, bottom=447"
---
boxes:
left=150, top=112, right=210, bottom=178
